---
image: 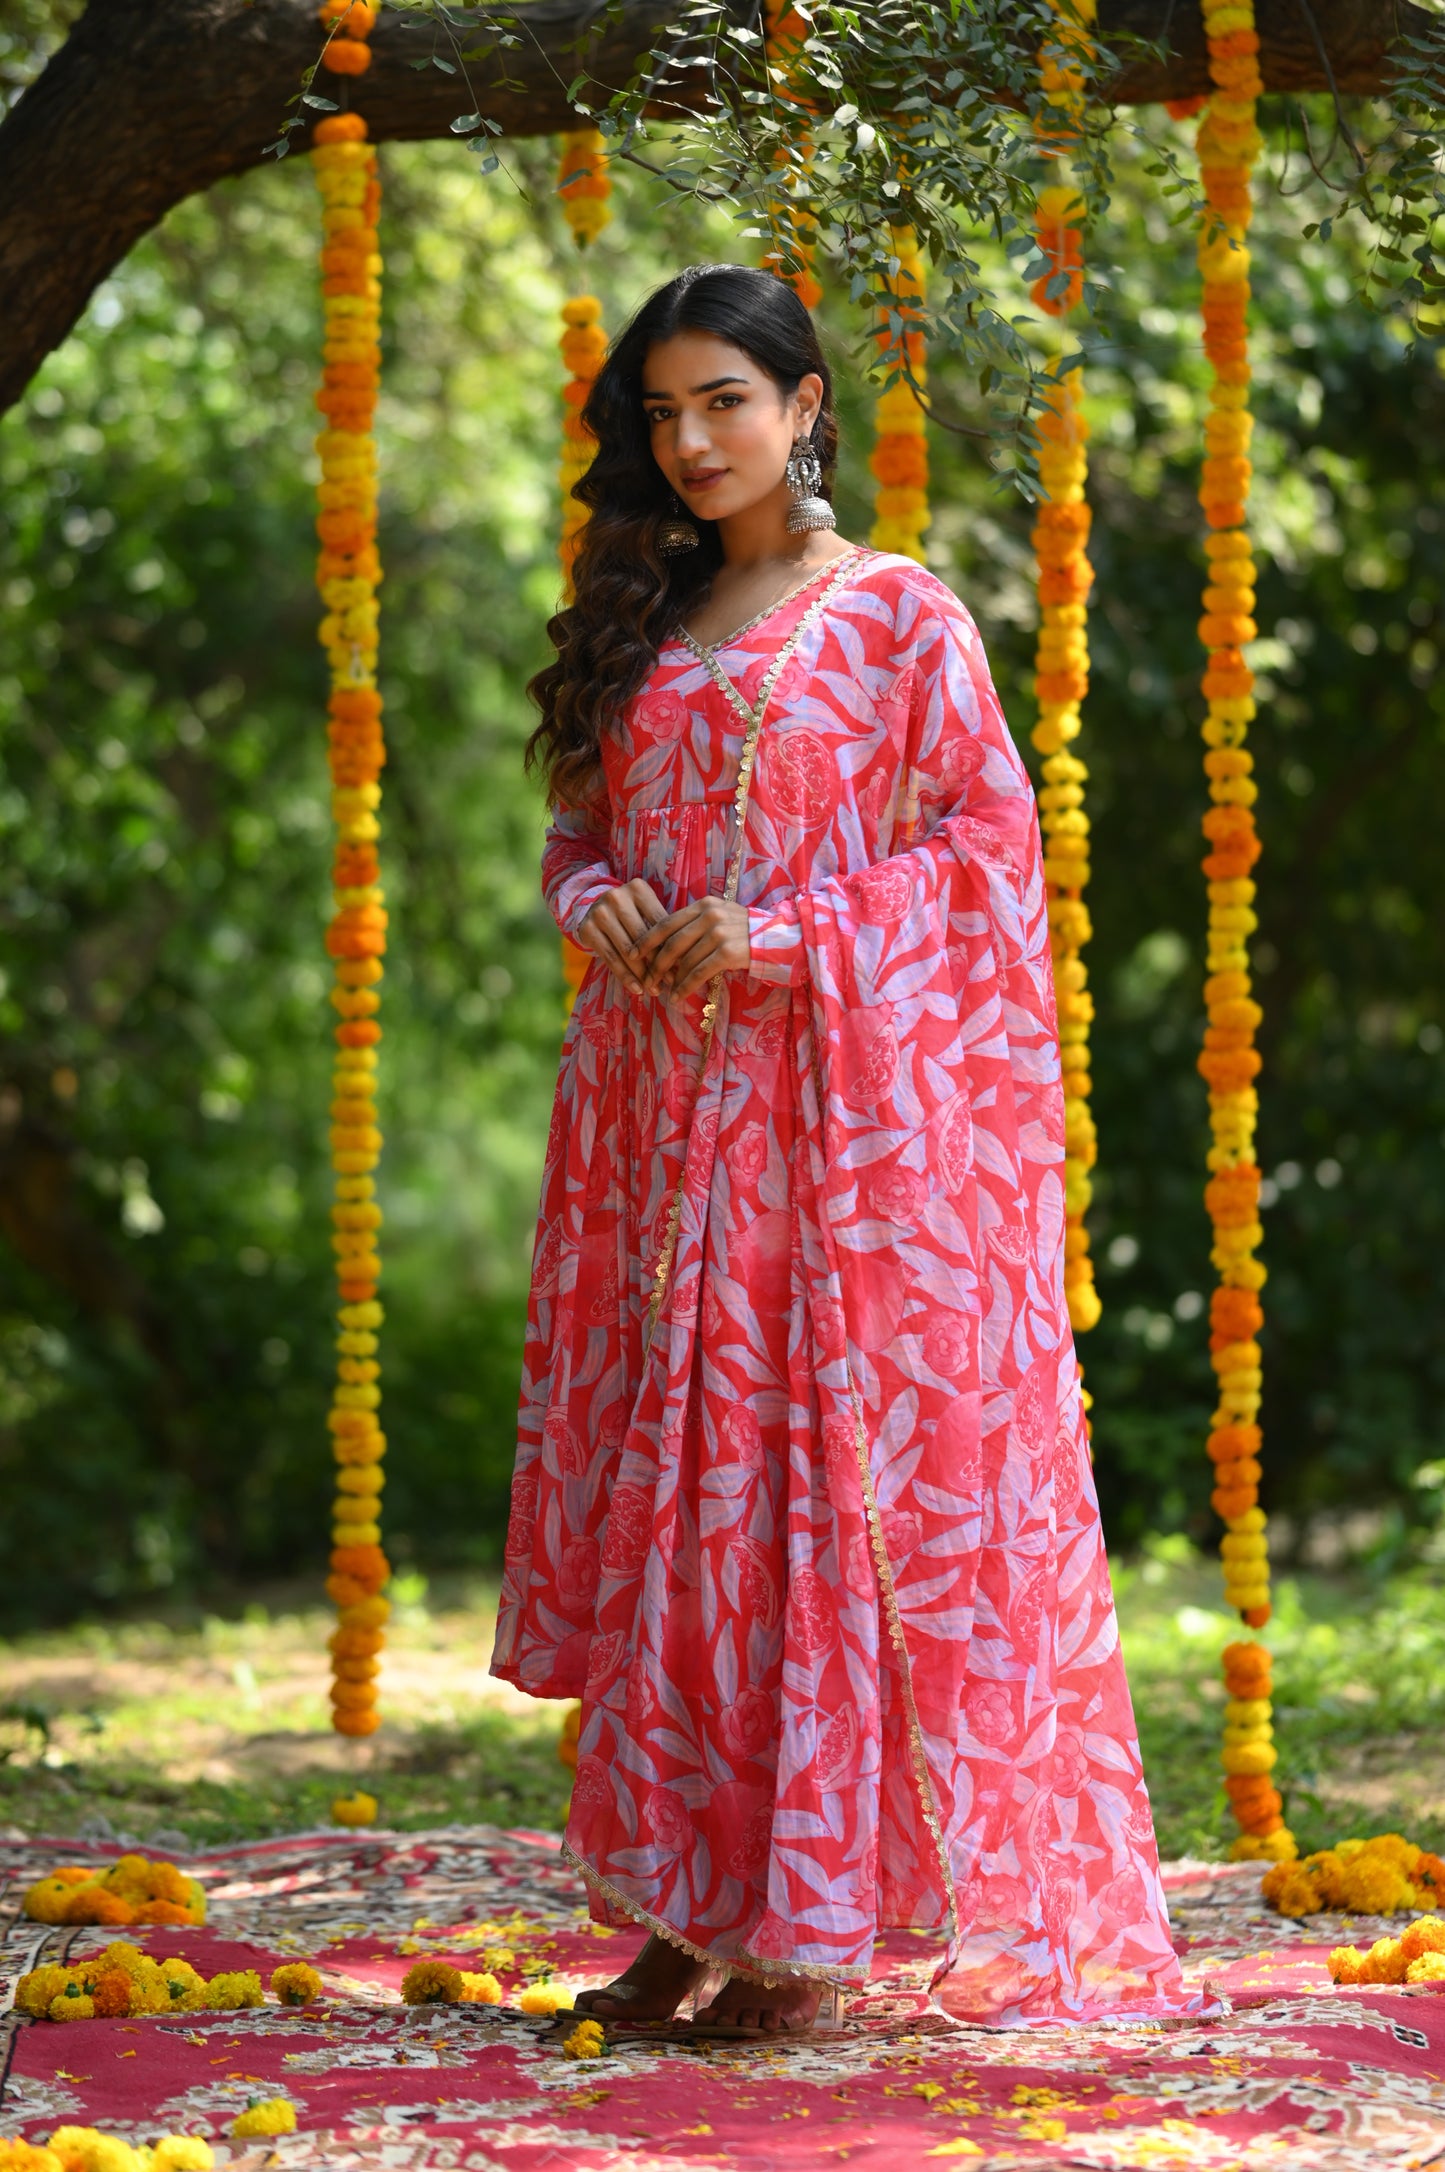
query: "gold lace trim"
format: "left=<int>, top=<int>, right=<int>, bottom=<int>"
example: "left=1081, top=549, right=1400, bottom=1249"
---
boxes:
left=642, top=545, right=865, bottom=1354
left=801, top=1020, right=961, bottom=1957
left=675, top=544, right=865, bottom=658
left=850, top=1387, right=961, bottom=1955
left=562, top=1840, right=862, bottom=1989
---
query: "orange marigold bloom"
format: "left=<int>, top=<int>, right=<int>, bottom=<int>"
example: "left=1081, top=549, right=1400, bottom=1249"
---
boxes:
left=322, top=34, right=372, bottom=72
left=90, top=1971, right=135, bottom=2017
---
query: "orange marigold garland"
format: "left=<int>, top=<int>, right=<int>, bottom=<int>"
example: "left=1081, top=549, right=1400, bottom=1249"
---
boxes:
left=556, top=129, right=611, bottom=1014
left=1188, top=0, right=1292, bottom=1861
left=1031, top=0, right=1099, bottom=1337
left=312, top=6, right=389, bottom=1739
left=761, top=0, right=822, bottom=310
left=556, top=131, right=610, bottom=595
left=869, top=224, right=929, bottom=562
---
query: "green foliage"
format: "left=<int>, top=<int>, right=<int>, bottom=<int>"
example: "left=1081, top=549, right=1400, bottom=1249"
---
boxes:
left=917, top=136, right=1445, bottom=1546
left=4, top=1556, right=1445, bottom=1856
left=2, top=112, right=1445, bottom=1623
left=0, top=144, right=652, bottom=1623
left=590, top=4, right=1445, bottom=465
left=1116, top=1543, right=1445, bottom=1858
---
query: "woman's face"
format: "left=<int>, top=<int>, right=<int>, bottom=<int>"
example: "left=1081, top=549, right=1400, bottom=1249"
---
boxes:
left=641, top=331, right=823, bottom=526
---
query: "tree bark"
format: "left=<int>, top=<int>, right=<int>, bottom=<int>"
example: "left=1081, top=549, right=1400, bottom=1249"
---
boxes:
left=0, top=0, right=1433, bottom=417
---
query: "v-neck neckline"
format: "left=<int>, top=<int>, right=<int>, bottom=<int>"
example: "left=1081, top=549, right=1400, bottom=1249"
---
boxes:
left=673, top=545, right=866, bottom=659
left=680, top=548, right=868, bottom=737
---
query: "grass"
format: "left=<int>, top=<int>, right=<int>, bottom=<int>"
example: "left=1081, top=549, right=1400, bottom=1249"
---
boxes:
left=1113, top=1535, right=1445, bottom=1859
left=0, top=1574, right=575, bottom=1848
left=1, top=1550, right=1442, bottom=1858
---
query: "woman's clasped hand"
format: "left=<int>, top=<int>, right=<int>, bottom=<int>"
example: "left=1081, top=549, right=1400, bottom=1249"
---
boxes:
left=577, top=879, right=750, bottom=1001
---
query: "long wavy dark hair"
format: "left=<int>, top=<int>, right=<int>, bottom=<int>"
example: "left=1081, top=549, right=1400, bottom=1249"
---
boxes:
left=525, top=265, right=838, bottom=811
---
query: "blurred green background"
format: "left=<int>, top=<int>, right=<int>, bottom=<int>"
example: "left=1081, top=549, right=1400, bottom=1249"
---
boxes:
left=2, top=90, right=1444, bottom=1633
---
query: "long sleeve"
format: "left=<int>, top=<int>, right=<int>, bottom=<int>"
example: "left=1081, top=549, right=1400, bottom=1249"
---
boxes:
left=542, top=797, right=618, bottom=940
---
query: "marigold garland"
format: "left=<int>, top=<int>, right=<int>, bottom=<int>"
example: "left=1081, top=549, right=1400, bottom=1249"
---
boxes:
left=1329, top=1925, right=1445, bottom=1986
left=0, top=2133, right=212, bottom=2172
left=12, top=1945, right=301, bottom=2021
left=869, top=224, right=929, bottom=563
left=22, top=1856, right=205, bottom=1929
left=1186, top=0, right=1290, bottom=1864
left=1262, top=1833, right=1445, bottom=1923
left=331, top=1787, right=378, bottom=1825
left=555, top=129, right=611, bottom=1011
left=761, top=0, right=822, bottom=310
left=1030, top=0, right=1099, bottom=1338
left=312, top=8, right=390, bottom=1738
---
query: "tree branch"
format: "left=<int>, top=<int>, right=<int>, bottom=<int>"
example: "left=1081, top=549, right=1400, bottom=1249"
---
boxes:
left=1100, top=0, right=1434, bottom=104
left=0, top=0, right=1434, bottom=418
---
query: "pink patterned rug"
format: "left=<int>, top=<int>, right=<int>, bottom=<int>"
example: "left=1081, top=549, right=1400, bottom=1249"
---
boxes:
left=4, top=1829, right=1445, bottom=2168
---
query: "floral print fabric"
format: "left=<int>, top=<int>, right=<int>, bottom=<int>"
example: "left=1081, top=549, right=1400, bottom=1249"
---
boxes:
left=492, top=549, right=1198, bottom=2023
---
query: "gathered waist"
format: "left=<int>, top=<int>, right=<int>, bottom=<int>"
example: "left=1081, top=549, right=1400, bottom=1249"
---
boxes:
left=614, top=801, right=735, bottom=913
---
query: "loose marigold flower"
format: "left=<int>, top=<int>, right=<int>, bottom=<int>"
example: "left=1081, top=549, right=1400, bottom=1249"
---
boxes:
left=401, top=1961, right=464, bottom=2004
left=272, top=1963, right=325, bottom=2005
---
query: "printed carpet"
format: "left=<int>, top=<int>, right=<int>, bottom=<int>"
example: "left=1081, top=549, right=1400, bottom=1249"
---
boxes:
left=3, top=1829, right=1445, bottom=2169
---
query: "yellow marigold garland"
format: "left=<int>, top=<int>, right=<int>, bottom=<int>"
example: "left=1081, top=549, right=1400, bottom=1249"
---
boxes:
left=1185, top=0, right=1291, bottom=1862
left=311, top=11, right=390, bottom=1738
left=556, top=129, right=611, bottom=1013
left=0, top=2133, right=212, bottom=2172
left=1030, top=0, right=1099, bottom=1338
left=1262, top=1833, right=1445, bottom=1921
left=14, top=1944, right=279, bottom=2021
left=331, top=1787, right=378, bottom=1825
left=761, top=0, right=822, bottom=310
left=22, top=1855, right=205, bottom=1929
left=869, top=224, right=929, bottom=562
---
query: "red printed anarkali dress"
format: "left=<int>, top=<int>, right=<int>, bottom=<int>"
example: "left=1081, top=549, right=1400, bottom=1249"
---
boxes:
left=492, top=547, right=1196, bottom=2023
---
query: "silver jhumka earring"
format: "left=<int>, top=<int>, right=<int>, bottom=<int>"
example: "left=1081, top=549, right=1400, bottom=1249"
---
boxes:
left=657, top=492, right=700, bottom=556
left=784, top=437, right=835, bottom=535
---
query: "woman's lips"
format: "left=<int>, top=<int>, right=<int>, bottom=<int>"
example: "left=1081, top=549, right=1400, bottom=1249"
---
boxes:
left=681, top=470, right=725, bottom=492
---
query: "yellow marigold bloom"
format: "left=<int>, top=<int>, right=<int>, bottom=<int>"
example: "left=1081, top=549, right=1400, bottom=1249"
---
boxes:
left=1360, top=1936, right=1408, bottom=1984
left=1400, top=1915, right=1445, bottom=1963
left=460, top=1971, right=504, bottom=2004
left=148, top=2145, right=214, bottom=2172
left=44, top=2134, right=141, bottom=2172
left=1337, top=1856, right=1415, bottom=1916
left=401, top=1960, right=463, bottom=2004
left=271, top=1963, right=325, bottom=2006
left=1407, top=1952, right=1445, bottom=1983
left=1230, top=1828, right=1296, bottom=1862
left=24, top=1876, right=92, bottom=1925
left=229, top=2101, right=297, bottom=2139
left=15, top=1964, right=71, bottom=2017
left=1260, top=1867, right=1317, bottom=1917
left=562, top=2017, right=606, bottom=2060
left=1364, top=1832, right=1421, bottom=1873
left=517, top=1980, right=575, bottom=2016
left=49, top=1991, right=95, bottom=2022
left=204, top=1970, right=265, bottom=2011
left=0, top=2141, right=64, bottom=2172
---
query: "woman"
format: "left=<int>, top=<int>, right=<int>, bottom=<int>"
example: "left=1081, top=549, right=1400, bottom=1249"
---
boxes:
left=492, top=265, right=1195, bottom=2033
